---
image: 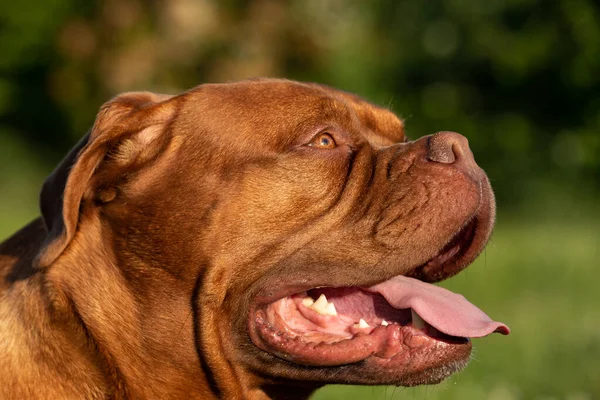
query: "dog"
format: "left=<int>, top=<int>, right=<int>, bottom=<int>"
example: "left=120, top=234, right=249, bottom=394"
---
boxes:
left=0, top=78, right=508, bottom=399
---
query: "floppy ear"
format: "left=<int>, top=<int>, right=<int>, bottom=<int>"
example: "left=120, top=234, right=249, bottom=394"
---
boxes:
left=36, top=91, right=176, bottom=268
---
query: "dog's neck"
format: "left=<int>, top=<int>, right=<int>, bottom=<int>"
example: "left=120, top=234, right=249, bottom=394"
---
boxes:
left=44, top=216, right=218, bottom=399
left=0, top=219, right=319, bottom=400
left=0, top=219, right=109, bottom=399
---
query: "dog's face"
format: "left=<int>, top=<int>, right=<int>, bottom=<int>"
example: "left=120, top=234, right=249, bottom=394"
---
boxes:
left=38, top=79, right=507, bottom=395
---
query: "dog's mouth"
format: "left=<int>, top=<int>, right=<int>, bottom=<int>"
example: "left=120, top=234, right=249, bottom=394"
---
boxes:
left=251, top=276, right=508, bottom=367
left=248, top=215, right=509, bottom=384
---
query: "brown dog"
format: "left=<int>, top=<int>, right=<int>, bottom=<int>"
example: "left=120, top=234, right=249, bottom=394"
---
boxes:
left=0, top=78, right=508, bottom=399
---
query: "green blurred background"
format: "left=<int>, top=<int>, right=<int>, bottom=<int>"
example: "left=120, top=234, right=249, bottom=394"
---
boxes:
left=1, top=1, right=598, bottom=399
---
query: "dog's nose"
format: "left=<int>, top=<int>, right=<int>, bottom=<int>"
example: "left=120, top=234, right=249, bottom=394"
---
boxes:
left=427, top=131, right=482, bottom=178
left=428, top=131, right=472, bottom=164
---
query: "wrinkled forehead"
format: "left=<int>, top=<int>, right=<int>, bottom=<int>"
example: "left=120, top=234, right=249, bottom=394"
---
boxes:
left=180, top=79, right=405, bottom=148
left=307, top=82, right=406, bottom=146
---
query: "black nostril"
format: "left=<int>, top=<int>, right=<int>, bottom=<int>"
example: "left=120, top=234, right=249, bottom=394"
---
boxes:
left=427, top=131, right=470, bottom=164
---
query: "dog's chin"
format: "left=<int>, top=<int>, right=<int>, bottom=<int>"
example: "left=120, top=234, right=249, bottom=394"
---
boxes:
left=246, top=195, right=508, bottom=386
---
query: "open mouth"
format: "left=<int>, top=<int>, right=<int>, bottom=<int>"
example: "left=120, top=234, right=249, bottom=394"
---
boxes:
left=248, top=216, right=509, bottom=374
left=251, top=275, right=508, bottom=367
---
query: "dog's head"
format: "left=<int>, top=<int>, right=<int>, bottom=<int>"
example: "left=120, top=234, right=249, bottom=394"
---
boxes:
left=37, top=78, right=508, bottom=397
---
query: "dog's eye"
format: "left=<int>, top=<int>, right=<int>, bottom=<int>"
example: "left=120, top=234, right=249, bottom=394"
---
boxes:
left=308, top=133, right=337, bottom=149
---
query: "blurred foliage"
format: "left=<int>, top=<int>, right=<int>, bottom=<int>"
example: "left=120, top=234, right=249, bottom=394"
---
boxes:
left=0, top=0, right=599, bottom=399
left=1, top=0, right=599, bottom=210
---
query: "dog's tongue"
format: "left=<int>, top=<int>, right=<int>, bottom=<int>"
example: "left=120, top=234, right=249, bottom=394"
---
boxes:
left=369, top=275, right=510, bottom=338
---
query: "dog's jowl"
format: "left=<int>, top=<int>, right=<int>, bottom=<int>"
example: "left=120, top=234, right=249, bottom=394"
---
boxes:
left=0, top=79, right=508, bottom=400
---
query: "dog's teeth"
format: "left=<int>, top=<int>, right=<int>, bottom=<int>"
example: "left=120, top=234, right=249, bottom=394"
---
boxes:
left=309, top=294, right=337, bottom=316
left=351, top=319, right=370, bottom=329
left=311, top=294, right=328, bottom=314
left=301, top=297, right=314, bottom=308
left=314, top=294, right=327, bottom=308
left=381, top=320, right=389, bottom=326
left=324, top=302, right=337, bottom=316
left=357, top=319, right=370, bottom=329
left=411, top=309, right=426, bottom=330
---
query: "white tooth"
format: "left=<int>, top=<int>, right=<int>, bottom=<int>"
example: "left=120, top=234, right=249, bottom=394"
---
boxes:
left=311, top=294, right=328, bottom=311
left=307, top=294, right=338, bottom=316
left=358, top=319, right=370, bottom=329
left=381, top=320, right=389, bottom=326
left=301, top=297, right=314, bottom=308
left=310, top=294, right=336, bottom=316
left=412, top=309, right=426, bottom=330
left=324, top=302, right=337, bottom=316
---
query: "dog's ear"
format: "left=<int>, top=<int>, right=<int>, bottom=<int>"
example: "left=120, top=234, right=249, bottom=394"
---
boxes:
left=36, top=91, right=176, bottom=268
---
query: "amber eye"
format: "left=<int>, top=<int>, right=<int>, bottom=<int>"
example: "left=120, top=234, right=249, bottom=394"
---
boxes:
left=309, top=132, right=337, bottom=149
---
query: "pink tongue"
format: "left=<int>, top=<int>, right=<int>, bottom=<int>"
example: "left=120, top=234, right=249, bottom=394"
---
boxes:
left=369, top=275, right=510, bottom=338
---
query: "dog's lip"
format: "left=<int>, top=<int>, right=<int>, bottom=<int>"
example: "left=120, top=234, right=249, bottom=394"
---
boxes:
left=250, top=302, right=472, bottom=367
left=408, top=179, right=495, bottom=283
left=407, top=215, right=480, bottom=282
